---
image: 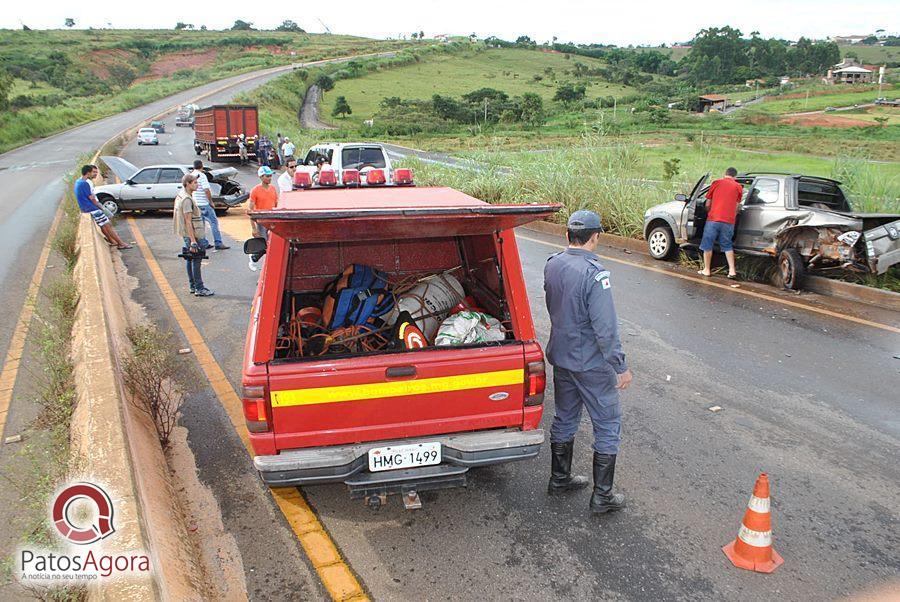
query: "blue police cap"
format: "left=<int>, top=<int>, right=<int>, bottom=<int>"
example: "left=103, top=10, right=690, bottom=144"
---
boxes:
left=567, top=210, right=602, bottom=231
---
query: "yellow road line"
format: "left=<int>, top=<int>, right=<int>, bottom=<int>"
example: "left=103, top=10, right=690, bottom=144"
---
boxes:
left=0, top=205, right=64, bottom=437
left=127, top=218, right=368, bottom=602
left=517, top=234, right=900, bottom=335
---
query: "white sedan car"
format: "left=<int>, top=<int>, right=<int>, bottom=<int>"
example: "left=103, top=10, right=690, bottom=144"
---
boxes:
left=137, top=128, right=159, bottom=145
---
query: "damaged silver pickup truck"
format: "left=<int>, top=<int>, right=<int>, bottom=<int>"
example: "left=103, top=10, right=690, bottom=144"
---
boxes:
left=643, top=173, right=900, bottom=289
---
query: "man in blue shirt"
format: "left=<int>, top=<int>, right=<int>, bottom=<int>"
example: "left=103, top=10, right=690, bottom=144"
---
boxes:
left=74, top=165, right=130, bottom=249
left=544, top=210, right=632, bottom=514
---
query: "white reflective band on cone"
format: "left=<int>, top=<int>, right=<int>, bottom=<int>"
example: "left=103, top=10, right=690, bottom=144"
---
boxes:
left=747, top=495, right=770, bottom=513
left=738, top=525, right=773, bottom=548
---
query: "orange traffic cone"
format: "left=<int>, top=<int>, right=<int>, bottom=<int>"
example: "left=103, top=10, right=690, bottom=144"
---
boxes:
left=723, top=473, right=784, bottom=573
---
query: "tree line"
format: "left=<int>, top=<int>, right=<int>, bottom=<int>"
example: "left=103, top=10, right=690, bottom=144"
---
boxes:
left=485, top=27, right=841, bottom=85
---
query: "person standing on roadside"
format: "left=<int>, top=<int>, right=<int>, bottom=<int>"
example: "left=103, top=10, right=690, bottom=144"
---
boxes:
left=277, top=157, right=297, bottom=193
left=238, top=134, right=248, bottom=166
left=173, top=173, right=213, bottom=297
left=257, top=136, right=270, bottom=168
left=544, top=210, right=632, bottom=515
left=74, top=164, right=131, bottom=250
left=698, top=167, right=742, bottom=280
left=276, top=132, right=285, bottom=166
left=281, top=137, right=295, bottom=163
left=190, top=159, right=229, bottom=251
left=247, top=166, right=279, bottom=271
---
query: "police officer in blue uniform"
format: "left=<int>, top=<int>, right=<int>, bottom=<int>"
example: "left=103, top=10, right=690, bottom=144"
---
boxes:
left=544, top=210, right=633, bottom=513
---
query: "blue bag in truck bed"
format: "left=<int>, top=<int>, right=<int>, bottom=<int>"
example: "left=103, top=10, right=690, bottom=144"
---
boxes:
left=321, top=264, right=394, bottom=330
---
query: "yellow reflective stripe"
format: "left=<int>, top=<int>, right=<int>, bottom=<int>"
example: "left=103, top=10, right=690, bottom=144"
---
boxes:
left=271, top=369, right=524, bottom=408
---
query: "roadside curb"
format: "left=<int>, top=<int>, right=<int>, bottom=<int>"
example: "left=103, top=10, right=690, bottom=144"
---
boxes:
left=522, top=220, right=900, bottom=311
left=72, top=215, right=206, bottom=600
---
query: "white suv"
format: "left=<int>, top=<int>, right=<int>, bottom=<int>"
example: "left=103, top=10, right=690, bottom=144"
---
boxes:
left=137, top=128, right=159, bottom=145
left=297, top=143, right=394, bottom=184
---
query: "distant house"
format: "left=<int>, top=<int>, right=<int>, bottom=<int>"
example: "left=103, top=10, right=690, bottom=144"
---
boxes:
left=830, top=35, right=869, bottom=45
left=833, top=65, right=873, bottom=83
left=698, top=94, right=727, bottom=112
left=745, top=78, right=766, bottom=87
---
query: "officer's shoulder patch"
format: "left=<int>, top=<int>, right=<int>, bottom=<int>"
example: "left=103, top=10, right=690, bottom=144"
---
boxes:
left=594, top=270, right=611, bottom=289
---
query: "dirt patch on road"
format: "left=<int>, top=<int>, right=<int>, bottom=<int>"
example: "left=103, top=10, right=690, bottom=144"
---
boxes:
left=134, top=49, right=220, bottom=83
left=779, top=113, right=872, bottom=128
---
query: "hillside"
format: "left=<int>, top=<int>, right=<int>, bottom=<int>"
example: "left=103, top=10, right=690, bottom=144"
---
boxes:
left=0, top=29, right=412, bottom=152
left=321, top=47, right=640, bottom=127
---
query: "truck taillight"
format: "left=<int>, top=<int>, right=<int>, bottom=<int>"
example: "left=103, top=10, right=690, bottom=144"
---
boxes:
left=342, top=169, right=360, bottom=186
left=241, top=385, right=269, bottom=432
left=293, top=171, right=312, bottom=189
left=525, top=361, right=546, bottom=406
left=366, top=169, right=386, bottom=185
left=394, top=168, right=414, bottom=185
left=318, top=169, right=337, bottom=186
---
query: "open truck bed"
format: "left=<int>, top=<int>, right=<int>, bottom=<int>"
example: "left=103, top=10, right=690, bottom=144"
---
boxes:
left=243, top=186, right=560, bottom=500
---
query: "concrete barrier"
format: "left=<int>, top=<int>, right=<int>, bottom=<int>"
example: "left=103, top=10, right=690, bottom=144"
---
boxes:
left=71, top=214, right=208, bottom=600
left=522, top=221, right=900, bottom=310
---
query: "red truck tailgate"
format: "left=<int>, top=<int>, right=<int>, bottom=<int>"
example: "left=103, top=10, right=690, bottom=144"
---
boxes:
left=267, top=345, right=526, bottom=449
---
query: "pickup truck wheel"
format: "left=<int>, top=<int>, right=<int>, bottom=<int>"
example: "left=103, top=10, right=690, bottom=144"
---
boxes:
left=647, top=226, right=676, bottom=260
left=99, top=197, right=120, bottom=216
left=778, top=249, right=805, bottom=290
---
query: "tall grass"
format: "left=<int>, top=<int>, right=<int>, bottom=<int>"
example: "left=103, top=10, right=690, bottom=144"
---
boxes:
left=401, top=135, right=677, bottom=237
left=831, top=153, right=900, bottom=213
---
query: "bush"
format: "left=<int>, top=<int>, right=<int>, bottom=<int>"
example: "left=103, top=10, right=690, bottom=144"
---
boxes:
left=123, top=325, right=195, bottom=446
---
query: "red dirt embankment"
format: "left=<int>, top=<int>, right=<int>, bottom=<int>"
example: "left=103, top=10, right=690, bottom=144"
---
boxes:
left=85, top=49, right=139, bottom=79
left=779, top=113, right=872, bottom=128
left=133, top=49, right=220, bottom=83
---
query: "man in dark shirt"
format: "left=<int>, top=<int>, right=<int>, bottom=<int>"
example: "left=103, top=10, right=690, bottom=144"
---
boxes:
left=699, top=167, right=743, bottom=279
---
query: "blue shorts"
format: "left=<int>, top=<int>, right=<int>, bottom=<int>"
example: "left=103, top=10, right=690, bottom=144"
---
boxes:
left=700, top=220, right=734, bottom=252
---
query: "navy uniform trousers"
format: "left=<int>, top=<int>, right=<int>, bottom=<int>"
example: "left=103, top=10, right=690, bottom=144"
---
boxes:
left=550, top=365, right=621, bottom=455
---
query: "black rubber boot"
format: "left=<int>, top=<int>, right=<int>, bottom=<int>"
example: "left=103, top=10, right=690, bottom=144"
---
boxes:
left=589, top=453, right=626, bottom=514
left=547, top=441, right=590, bottom=495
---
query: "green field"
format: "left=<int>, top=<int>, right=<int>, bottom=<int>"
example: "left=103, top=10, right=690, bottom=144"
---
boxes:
left=322, top=48, right=637, bottom=126
left=752, top=85, right=896, bottom=114
left=837, top=44, right=900, bottom=65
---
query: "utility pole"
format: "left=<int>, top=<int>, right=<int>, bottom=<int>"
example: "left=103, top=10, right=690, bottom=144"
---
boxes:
left=613, top=97, right=617, bottom=119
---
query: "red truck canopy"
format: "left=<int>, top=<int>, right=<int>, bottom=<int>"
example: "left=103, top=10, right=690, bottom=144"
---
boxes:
left=252, top=187, right=561, bottom=241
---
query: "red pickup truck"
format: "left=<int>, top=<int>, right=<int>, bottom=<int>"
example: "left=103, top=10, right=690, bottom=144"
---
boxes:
left=241, top=185, right=560, bottom=505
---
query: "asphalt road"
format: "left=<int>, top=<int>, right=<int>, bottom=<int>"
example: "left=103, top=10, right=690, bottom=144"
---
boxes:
left=114, top=123, right=899, bottom=600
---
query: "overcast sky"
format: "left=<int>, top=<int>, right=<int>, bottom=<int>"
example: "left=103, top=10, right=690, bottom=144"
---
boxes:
left=3, top=0, right=897, bottom=46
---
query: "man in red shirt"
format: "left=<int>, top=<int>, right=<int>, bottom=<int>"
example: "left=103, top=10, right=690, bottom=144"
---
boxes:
left=699, top=167, right=743, bottom=279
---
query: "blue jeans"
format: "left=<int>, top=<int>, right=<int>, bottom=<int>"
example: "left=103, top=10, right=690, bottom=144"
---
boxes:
left=550, top=366, right=622, bottom=455
left=700, top=220, right=735, bottom=252
left=182, top=238, right=204, bottom=291
left=199, top=204, right=222, bottom=246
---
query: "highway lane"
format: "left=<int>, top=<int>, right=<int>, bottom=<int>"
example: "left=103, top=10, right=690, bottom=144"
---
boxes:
left=115, top=124, right=899, bottom=600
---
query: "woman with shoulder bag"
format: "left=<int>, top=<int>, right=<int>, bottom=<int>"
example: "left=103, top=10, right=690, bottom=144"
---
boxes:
left=174, top=173, right=214, bottom=297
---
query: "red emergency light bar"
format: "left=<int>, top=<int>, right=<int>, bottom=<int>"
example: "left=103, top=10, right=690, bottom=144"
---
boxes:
left=366, top=169, right=386, bottom=185
left=342, top=169, right=360, bottom=186
left=394, top=168, right=414, bottom=185
left=318, top=169, right=337, bottom=186
left=293, top=171, right=312, bottom=189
